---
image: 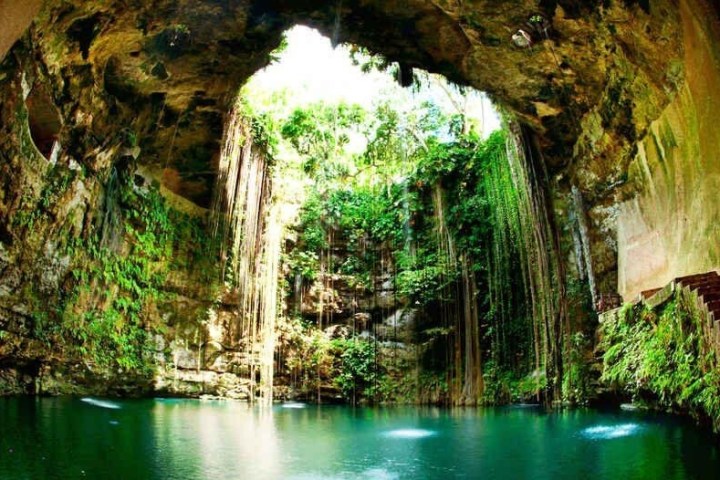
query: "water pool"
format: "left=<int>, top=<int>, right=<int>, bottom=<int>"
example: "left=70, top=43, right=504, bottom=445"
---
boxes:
left=1, top=398, right=718, bottom=479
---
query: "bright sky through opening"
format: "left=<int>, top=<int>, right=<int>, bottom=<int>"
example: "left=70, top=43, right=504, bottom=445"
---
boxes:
left=244, top=26, right=501, bottom=137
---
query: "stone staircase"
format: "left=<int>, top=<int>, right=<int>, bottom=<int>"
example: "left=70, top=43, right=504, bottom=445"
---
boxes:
left=637, top=271, right=720, bottom=347
left=594, top=271, right=720, bottom=404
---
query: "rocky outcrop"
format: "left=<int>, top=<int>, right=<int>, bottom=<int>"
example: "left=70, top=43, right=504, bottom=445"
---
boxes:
left=598, top=270, right=720, bottom=430
left=0, top=0, right=42, bottom=61
left=0, top=41, right=270, bottom=396
left=1, top=0, right=720, bottom=398
left=295, top=272, right=402, bottom=321
left=4, top=0, right=716, bottom=298
left=1, top=0, right=698, bottom=281
left=615, top=0, right=720, bottom=300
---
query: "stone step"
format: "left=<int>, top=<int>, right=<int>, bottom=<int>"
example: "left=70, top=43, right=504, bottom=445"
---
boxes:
left=644, top=272, right=720, bottom=356
left=676, top=272, right=719, bottom=285
left=701, top=293, right=720, bottom=304
left=705, top=301, right=720, bottom=315
left=684, top=284, right=719, bottom=295
left=683, top=278, right=720, bottom=291
left=644, top=283, right=675, bottom=309
left=688, top=274, right=720, bottom=284
left=639, top=288, right=662, bottom=300
left=696, top=284, right=720, bottom=295
left=690, top=287, right=720, bottom=303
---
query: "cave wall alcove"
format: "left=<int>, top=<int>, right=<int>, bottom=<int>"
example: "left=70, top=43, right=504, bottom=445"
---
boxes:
left=25, top=81, right=62, bottom=161
left=0, top=0, right=719, bottom=390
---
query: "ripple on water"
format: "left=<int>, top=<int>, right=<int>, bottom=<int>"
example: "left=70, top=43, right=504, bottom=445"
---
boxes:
left=581, top=423, right=641, bottom=440
left=281, top=402, right=307, bottom=409
left=507, top=403, right=541, bottom=409
left=80, top=398, right=121, bottom=410
left=383, top=428, right=436, bottom=439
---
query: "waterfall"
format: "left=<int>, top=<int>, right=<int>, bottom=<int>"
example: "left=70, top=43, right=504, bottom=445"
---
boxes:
left=424, top=134, right=559, bottom=405
left=212, top=100, right=279, bottom=403
left=479, top=125, right=567, bottom=403
left=401, top=180, right=414, bottom=258
left=432, top=183, right=457, bottom=270
left=431, top=182, right=458, bottom=401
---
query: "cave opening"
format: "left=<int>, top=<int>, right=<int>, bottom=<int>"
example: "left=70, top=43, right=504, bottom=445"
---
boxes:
left=215, top=24, right=565, bottom=408
left=4, top=1, right=720, bottom=477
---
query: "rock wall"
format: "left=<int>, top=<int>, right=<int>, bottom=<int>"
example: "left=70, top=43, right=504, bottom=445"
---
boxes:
left=616, top=0, right=720, bottom=300
left=1, top=0, right=704, bottom=307
left=0, top=39, right=274, bottom=397
left=288, top=240, right=413, bottom=343
left=0, top=0, right=42, bottom=61
left=2, top=0, right=720, bottom=397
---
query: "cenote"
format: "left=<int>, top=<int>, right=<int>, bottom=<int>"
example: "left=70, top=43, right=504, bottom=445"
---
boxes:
left=2, top=398, right=719, bottom=479
left=3, top=1, right=720, bottom=478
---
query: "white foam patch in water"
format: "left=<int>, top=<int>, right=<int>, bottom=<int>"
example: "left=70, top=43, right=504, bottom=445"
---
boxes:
left=361, top=468, right=400, bottom=479
left=383, top=428, right=436, bottom=439
left=80, top=397, right=121, bottom=409
left=288, top=469, right=399, bottom=480
left=281, top=402, right=307, bottom=409
left=581, top=423, right=641, bottom=440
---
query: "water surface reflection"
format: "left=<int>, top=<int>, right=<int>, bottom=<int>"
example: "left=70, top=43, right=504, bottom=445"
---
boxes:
left=0, top=398, right=718, bottom=479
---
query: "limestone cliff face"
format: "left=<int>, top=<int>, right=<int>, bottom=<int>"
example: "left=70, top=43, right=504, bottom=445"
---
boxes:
left=1, top=0, right=701, bottom=298
left=615, top=0, right=720, bottom=300
left=0, top=0, right=42, bottom=61
left=4, top=0, right=688, bottom=200
left=0, top=39, right=271, bottom=397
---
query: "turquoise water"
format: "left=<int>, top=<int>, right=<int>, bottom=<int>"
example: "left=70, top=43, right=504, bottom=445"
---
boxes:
left=1, top=398, right=719, bottom=479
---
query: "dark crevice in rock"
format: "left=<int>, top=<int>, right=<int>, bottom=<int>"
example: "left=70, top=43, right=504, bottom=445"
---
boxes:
left=25, top=83, right=61, bottom=159
left=622, top=0, right=651, bottom=14
left=150, top=61, right=169, bottom=79
left=151, top=25, right=194, bottom=60
left=66, top=12, right=106, bottom=60
left=103, top=56, right=140, bottom=104
left=159, top=107, right=179, bottom=128
left=555, top=0, right=603, bottom=19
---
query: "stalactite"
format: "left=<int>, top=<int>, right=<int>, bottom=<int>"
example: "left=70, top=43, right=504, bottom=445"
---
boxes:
left=99, top=166, right=124, bottom=252
left=571, top=185, right=597, bottom=306
left=568, top=204, right=587, bottom=282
